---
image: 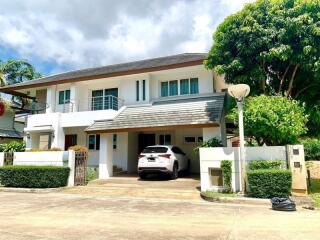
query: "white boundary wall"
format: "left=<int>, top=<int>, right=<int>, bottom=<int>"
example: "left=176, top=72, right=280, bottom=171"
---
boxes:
left=200, top=146, right=287, bottom=192
left=13, top=151, right=69, bottom=166
left=0, top=152, right=4, bottom=167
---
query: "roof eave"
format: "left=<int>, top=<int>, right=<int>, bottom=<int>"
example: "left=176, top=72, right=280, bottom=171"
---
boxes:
left=0, top=59, right=205, bottom=92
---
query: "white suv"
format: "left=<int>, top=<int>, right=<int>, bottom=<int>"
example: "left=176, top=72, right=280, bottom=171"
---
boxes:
left=137, top=145, right=189, bottom=179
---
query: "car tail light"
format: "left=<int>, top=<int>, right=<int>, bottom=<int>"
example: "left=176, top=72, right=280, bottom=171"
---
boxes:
left=159, top=154, right=171, bottom=159
left=138, top=155, right=145, bottom=159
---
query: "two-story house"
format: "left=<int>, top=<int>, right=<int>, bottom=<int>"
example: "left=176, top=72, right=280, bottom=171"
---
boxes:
left=0, top=53, right=227, bottom=178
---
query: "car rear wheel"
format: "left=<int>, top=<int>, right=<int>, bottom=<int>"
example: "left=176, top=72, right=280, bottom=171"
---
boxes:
left=171, top=163, right=178, bottom=180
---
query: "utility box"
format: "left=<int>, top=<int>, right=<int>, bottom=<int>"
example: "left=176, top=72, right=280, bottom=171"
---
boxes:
left=287, top=145, right=307, bottom=196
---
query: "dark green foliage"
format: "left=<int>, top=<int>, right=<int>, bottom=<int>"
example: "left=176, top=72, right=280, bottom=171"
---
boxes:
left=306, top=106, right=320, bottom=137
left=0, top=165, right=70, bottom=188
left=248, top=160, right=283, bottom=170
left=0, top=141, right=25, bottom=153
left=221, top=160, right=232, bottom=192
left=301, top=138, right=320, bottom=160
left=247, top=169, right=292, bottom=198
left=199, top=138, right=222, bottom=147
left=228, top=95, right=308, bottom=145
left=194, top=137, right=223, bottom=152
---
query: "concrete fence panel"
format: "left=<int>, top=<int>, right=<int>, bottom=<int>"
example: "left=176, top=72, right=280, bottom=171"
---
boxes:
left=13, top=151, right=68, bottom=166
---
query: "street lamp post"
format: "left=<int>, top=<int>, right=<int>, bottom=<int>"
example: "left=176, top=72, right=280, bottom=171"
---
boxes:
left=228, top=84, right=250, bottom=193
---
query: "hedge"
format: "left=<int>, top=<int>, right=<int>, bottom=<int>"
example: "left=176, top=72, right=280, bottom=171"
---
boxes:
left=221, top=160, right=232, bottom=192
left=248, top=160, right=283, bottom=170
left=0, top=165, right=70, bottom=188
left=247, top=169, right=292, bottom=198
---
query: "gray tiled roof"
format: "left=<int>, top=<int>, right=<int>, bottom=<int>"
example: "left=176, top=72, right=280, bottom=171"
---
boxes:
left=0, top=129, right=23, bottom=139
left=0, top=53, right=207, bottom=91
left=86, top=93, right=225, bottom=132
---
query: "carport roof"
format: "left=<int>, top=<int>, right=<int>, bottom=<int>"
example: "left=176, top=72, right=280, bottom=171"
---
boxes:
left=85, top=93, right=225, bottom=133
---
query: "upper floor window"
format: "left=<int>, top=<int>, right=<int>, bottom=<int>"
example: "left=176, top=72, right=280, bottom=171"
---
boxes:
left=91, top=88, right=118, bottom=110
left=136, top=80, right=146, bottom=102
left=161, top=78, right=198, bottom=97
left=58, top=90, right=70, bottom=104
left=136, top=81, right=139, bottom=101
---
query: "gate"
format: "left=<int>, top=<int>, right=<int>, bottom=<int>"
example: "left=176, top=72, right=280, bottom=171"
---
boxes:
left=74, top=151, right=88, bottom=186
left=3, top=152, right=14, bottom=166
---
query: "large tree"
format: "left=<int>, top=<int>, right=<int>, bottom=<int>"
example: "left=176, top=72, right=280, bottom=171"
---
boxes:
left=205, top=0, right=320, bottom=103
left=0, top=59, right=41, bottom=87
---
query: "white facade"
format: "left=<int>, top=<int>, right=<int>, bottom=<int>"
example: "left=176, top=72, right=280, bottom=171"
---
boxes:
left=21, top=63, right=227, bottom=177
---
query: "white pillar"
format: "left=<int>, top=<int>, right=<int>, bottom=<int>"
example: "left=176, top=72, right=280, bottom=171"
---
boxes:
left=202, top=127, right=221, bottom=141
left=46, top=86, right=56, bottom=113
left=237, top=101, right=245, bottom=193
left=68, top=150, right=75, bottom=186
left=99, top=133, right=113, bottom=179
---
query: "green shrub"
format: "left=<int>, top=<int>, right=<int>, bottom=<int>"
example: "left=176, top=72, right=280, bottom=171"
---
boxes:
left=194, top=137, right=222, bottom=152
left=221, top=160, right=232, bottom=192
left=86, top=167, right=98, bottom=183
left=0, top=141, right=25, bottom=152
left=248, top=160, right=283, bottom=170
left=0, top=165, right=70, bottom=188
left=247, top=169, right=292, bottom=198
left=68, top=145, right=88, bottom=153
left=300, top=138, right=320, bottom=160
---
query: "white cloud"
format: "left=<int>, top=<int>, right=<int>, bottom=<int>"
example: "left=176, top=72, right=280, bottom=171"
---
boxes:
left=0, top=0, right=253, bottom=73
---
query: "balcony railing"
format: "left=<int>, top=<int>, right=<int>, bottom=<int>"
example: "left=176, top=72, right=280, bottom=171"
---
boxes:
left=60, top=95, right=124, bottom=113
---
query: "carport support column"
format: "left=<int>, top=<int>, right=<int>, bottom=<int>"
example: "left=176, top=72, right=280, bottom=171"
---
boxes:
left=99, top=133, right=113, bottom=179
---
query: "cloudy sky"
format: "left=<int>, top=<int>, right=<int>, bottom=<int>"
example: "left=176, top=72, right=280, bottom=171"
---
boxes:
left=0, top=0, right=253, bottom=75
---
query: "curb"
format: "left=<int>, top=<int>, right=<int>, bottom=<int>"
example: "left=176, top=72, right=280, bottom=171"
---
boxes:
left=200, top=192, right=270, bottom=206
left=0, top=186, right=69, bottom=193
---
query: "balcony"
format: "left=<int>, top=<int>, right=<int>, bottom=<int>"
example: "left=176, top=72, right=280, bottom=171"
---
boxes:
left=57, top=95, right=124, bottom=113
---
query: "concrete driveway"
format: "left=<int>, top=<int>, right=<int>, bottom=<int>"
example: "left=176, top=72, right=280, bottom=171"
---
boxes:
left=0, top=177, right=319, bottom=240
left=63, top=175, right=202, bottom=201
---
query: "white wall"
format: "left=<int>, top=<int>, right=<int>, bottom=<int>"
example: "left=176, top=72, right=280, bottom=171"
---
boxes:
left=113, top=132, right=129, bottom=171
left=174, top=128, right=203, bottom=173
left=13, top=151, right=68, bottom=166
left=0, top=152, right=4, bottom=166
left=199, top=146, right=287, bottom=192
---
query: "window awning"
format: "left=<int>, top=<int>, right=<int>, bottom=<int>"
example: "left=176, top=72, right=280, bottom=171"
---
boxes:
left=85, top=93, right=225, bottom=133
left=24, top=125, right=54, bottom=133
left=0, top=128, right=23, bottom=139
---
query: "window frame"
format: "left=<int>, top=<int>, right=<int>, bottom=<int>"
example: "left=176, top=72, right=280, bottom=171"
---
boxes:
left=58, top=90, right=71, bottom=105
left=159, top=134, right=172, bottom=145
left=160, top=77, right=199, bottom=98
left=136, top=81, right=139, bottom=101
left=88, top=134, right=100, bottom=150
left=184, top=136, right=203, bottom=144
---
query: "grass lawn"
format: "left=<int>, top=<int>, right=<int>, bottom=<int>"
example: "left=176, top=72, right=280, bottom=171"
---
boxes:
left=202, top=191, right=236, bottom=198
left=309, top=179, right=320, bottom=208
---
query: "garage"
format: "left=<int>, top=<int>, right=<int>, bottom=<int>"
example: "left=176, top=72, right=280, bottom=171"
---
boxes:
left=85, top=95, right=226, bottom=179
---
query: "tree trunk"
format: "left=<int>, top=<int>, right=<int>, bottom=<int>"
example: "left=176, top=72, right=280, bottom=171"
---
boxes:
left=286, top=64, right=299, bottom=97
left=278, top=65, right=290, bottom=94
left=261, top=78, right=266, bottom=94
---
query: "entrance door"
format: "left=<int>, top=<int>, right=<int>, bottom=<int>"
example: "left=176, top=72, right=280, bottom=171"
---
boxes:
left=65, top=134, right=77, bottom=150
left=138, top=134, right=156, bottom=153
